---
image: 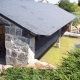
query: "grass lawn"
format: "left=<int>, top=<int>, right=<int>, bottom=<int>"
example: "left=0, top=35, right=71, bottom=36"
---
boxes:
left=72, top=12, right=80, bottom=18
left=40, top=36, right=80, bottom=67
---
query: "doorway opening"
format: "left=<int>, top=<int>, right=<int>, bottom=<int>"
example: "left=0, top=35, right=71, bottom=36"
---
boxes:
left=0, top=25, right=6, bottom=59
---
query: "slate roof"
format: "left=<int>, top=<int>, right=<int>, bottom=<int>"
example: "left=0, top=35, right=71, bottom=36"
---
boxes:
left=0, top=0, right=76, bottom=35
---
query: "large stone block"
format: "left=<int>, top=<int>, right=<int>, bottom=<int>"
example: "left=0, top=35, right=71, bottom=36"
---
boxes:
left=5, top=34, right=14, bottom=41
left=9, top=27, right=15, bottom=35
left=6, top=56, right=17, bottom=65
left=11, top=50, right=17, bottom=57
left=5, top=26, right=22, bottom=36
left=21, top=46, right=28, bottom=53
left=5, top=41, right=13, bottom=49
left=18, top=36, right=28, bottom=43
left=5, top=32, right=35, bottom=66
left=6, top=48, right=28, bottom=66
left=15, top=27, right=22, bottom=36
left=27, top=48, right=35, bottom=63
left=5, top=27, right=10, bottom=34
left=18, top=53, right=27, bottom=61
left=14, top=39, right=26, bottom=46
left=15, top=52, right=28, bottom=65
left=6, top=48, right=11, bottom=56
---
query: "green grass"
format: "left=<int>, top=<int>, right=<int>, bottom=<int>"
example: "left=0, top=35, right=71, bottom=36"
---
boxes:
left=72, top=12, right=80, bottom=26
left=40, top=36, right=80, bottom=67
left=72, top=12, right=80, bottom=18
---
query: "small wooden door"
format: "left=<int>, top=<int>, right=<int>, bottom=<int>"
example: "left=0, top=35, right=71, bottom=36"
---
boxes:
left=0, top=25, right=5, bottom=58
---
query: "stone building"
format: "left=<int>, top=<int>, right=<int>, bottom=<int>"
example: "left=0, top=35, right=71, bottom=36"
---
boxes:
left=0, top=0, right=75, bottom=66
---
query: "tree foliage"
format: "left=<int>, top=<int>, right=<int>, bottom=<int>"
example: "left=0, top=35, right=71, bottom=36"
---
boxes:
left=78, top=0, right=80, bottom=6
left=58, top=0, right=77, bottom=12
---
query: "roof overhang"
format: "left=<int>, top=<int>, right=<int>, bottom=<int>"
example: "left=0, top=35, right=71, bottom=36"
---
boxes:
left=0, top=0, right=76, bottom=36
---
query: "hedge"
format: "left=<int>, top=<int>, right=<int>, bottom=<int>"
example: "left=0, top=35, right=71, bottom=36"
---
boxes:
left=0, top=49, right=80, bottom=80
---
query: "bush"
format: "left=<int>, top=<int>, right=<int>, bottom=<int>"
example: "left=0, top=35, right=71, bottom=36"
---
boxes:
left=57, top=49, right=80, bottom=80
left=72, top=12, right=80, bottom=26
left=72, top=18, right=80, bottom=26
left=0, top=68, right=55, bottom=80
left=0, top=49, right=80, bottom=80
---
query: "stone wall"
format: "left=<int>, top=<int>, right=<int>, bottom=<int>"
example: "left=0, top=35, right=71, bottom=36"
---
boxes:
left=5, top=25, right=35, bottom=66
left=5, top=26, right=22, bottom=36
left=5, top=26, right=35, bottom=65
left=5, top=34, right=35, bottom=66
left=5, top=34, right=27, bottom=65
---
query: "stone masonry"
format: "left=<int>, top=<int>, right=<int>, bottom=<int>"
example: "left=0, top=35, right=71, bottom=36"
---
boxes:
left=5, top=25, right=35, bottom=66
left=5, top=34, right=28, bottom=66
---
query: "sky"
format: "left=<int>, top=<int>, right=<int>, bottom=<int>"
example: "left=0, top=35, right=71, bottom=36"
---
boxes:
left=35, top=0, right=78, bottom=4
left=48, top=0, right=78, bottom=4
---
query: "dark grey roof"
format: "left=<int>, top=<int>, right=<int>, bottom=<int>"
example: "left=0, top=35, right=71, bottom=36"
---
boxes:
left=0, top=0, right=76, bottom=35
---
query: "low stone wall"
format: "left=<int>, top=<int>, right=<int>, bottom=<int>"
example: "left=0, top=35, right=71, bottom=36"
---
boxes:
left=5, top=34, right=34, bottom=66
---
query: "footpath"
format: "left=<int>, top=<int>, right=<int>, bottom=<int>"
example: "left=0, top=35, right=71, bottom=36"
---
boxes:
left=63, top=31, right=80, bottom=38
left=63, top=25, right=80, bottom=38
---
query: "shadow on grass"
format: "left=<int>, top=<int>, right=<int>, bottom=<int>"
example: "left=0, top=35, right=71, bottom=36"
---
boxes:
left=38, top=42, right=57, bottom=60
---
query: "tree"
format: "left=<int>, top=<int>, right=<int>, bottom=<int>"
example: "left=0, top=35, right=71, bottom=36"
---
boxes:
left=71, top=2, right=78, bottom=12
left=58, top=0, right=76, bottom=12
left=78, top=0, right=80, bottom=6
left=58, top=0, right=70, bottom=10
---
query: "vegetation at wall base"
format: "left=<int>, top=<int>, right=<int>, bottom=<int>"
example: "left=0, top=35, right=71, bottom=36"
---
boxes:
left=0, top=49, right=80, bottom=80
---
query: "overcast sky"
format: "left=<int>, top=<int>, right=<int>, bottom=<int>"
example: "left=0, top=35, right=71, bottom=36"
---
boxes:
left=35, top=0, right=78, bottom=4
